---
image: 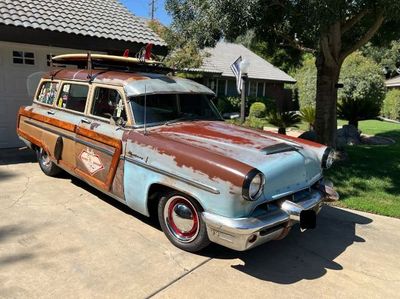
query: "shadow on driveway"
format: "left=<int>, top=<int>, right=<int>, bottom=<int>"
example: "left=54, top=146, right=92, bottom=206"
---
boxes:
left=201, top=205, right=372, bottom=284
left=64, top=173, right=372, bottom=284
left=0, top=148, right=37, bottom=165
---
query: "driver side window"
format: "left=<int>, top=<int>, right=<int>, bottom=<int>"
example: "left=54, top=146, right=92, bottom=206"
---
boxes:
left=90, top=87, right=126, bottom=121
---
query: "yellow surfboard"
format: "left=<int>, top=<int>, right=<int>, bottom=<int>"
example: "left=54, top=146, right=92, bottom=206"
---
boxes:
left=52, top=53, right=163, bottom=66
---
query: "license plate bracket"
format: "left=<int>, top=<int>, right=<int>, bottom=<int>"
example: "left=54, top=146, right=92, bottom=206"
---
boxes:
left=300, top=210, right=316, bottom=230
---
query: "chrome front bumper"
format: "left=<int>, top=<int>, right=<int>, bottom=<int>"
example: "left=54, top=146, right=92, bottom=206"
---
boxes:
left=202, top=187, right=338, bottom=251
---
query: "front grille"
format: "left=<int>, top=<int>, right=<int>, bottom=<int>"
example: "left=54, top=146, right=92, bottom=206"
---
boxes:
left=259, top=223, right=286, bottom=236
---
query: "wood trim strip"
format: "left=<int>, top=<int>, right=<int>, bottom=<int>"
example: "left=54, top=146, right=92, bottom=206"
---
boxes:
left=18, top=107, right=123, bottom=192
left=75, top=126, right=122, bottom=191
left=19, top=107, right=76, bottom=132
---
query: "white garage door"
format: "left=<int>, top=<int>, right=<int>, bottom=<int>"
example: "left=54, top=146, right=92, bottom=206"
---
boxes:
left=0, top=41, right=103, bottom=148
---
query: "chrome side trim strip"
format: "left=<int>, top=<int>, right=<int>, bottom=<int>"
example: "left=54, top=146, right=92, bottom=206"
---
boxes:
left=75, top=137, right=115, bottom=156
left=122, top=156, right=220, bottom=195
left=24, top=120, right=114, bottom=156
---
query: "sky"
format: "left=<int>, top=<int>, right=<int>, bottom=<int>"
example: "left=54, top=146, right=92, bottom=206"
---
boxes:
left=120, top=0, right=172, bottom=25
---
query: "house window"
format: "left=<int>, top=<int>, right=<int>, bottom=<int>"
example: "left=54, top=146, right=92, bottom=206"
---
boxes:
left=257, top=82, right=264, bottom=97
left=206, top=78, right=218, bottom=93
left=57, top=83, right=89, bottom=113
left=249, top=81, right=257, bottom=96
left=13, top=51, right=35, bottom=65
left=227, top=80, right=238, bottom=96
left=217, top=79, right=226, bottom=96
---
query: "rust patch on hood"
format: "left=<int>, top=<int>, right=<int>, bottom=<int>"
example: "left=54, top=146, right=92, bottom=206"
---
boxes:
left=123, top=129, right=253, bottom=187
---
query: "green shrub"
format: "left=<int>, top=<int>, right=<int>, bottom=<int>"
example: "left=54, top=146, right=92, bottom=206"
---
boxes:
left=382, top=89, right=400, bottom=120
left=215, top=96, right=241, bottom=114
left=266, top=111, right=301, bottom=135
left=249, top=102, right=266, bottom=118
left=338, top=52, right=386, bottom=127
left=216, top=96, right=276, bottom=115
left=245, top=117, right=269, bottom=129
left=300, top=106, right=316, bottom=131
left=248, top=96, right=276, bottom=113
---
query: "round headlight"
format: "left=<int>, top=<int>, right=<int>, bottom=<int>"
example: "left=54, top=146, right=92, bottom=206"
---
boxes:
left=242, top=170, right=265, bottom=201
left=322, top=147, right=335, bottom=169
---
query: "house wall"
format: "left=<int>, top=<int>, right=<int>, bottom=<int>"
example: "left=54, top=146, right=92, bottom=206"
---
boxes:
left=0, top=41, right=105, bottom=148
left=202, top=76, right=295, bottom=111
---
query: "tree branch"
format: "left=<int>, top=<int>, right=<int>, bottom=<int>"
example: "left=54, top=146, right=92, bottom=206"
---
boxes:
left=340, top=11, right=384, bottom=61
left=278, top=32, right=316, bottom=53
left=341, top=9, right=370, bottom=33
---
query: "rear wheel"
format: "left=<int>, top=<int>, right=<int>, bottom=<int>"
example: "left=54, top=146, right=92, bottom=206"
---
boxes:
left=158, top=191, right=210, bottom=252
left=37, top=147, right=62, bottom=176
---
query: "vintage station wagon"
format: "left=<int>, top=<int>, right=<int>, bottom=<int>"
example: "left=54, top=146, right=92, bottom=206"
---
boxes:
left=17, top=54, right=338, bottom=252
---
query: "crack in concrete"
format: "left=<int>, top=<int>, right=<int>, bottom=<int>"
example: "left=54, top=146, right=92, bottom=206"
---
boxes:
left=358, top=269, right=400, bottom=282
left=6, top=175, right=31, bottom=209
left=130, top=230, right=191, bottom=272
left=145, top=257, right=212, bottom=299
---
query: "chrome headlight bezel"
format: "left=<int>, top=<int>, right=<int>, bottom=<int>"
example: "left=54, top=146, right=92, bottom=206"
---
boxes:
left=242, top=169, right=265, bottom=201
left=321, top=147, right=335, bottom=169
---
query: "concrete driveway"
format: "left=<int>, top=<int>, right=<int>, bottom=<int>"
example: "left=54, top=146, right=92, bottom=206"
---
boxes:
left=1, top=149, right=400, bottom=298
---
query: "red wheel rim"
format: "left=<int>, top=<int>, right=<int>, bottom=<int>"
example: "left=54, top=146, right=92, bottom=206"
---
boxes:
left=164, top=196, right=199, bottom=242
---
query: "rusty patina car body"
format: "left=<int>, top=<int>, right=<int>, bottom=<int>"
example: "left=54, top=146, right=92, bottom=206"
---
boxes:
left=17, top=60, right=338, bottom=252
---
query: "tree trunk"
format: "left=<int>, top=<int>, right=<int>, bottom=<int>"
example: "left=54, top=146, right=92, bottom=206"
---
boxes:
left=348, top=119, right=358, bottom=128
left=314, top=53, right=341, bottom=148
left=278, top=127, right=286, bottom=135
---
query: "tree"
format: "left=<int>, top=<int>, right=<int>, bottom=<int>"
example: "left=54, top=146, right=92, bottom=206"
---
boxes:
left=148, top=20, right=205, bottom=69
left=291, top=55, right=317, bottom=108
left=337, top=52, right=385, bottom=127
left=382, top=89, right=400, bottom=120
left=362, top=40, right=400, bottom=79
left=236, top=30, right=302, bottom=73
left=293, top=52, right=385, bottom=127
left=165, top=0, right=400, bottom=147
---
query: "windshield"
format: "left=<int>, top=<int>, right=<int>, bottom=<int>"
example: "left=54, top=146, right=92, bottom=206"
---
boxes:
left=130, top=93, right=222, bottom=126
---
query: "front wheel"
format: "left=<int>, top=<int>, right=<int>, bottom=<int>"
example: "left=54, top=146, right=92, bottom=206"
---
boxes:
left=37, top=147, right=62, bottom=176
left=158, top=192, right=210, bottom=252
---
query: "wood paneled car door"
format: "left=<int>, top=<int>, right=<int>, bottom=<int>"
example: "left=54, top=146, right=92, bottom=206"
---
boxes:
left=17, top=80, right=85, bottom=169
left=74, top=85, right=127, bottom=200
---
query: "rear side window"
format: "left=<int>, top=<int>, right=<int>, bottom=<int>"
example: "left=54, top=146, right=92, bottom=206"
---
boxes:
left=91, top=87, right=126, bottom=121
left=36, top=81, right=59, bottom=105
left=57, top=83, right=89, bottom=113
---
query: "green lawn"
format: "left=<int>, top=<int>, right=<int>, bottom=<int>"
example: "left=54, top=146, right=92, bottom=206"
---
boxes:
left=325, top=120, right=400, bottom=218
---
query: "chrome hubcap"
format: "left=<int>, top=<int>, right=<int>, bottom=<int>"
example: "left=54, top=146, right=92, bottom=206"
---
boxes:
left=40, top=148, right=51, bottom=167
left=164, top=196, right=199, bottom=243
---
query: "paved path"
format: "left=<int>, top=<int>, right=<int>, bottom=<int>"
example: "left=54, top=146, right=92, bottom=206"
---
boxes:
left=1, top=149, right=399, bottom=298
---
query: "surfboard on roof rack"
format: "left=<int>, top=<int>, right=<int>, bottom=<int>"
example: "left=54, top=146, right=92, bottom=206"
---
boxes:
left=51, top=53, right=172, bottom=74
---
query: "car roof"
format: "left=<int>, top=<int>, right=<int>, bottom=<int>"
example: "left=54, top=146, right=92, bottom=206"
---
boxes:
left=44, top=69, right=215, bottom=96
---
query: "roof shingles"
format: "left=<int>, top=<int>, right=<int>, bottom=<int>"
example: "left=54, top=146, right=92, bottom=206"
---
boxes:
left=0, top=0, right=166, bottom=46
left=200, top=42, right=296, bottom=83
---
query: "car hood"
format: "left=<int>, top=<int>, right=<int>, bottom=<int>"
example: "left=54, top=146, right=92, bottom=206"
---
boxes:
left=152, top=121, right=323, bottom=200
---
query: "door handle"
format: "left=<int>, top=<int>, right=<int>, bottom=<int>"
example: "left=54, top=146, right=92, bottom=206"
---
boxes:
left=81, top=118, right=92, bottom=124
left=47, top=110, right=55, bottom=115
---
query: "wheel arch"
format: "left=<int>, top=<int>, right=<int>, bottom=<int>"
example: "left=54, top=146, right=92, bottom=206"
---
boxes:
left=146, top=183, right=205, bottom=219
